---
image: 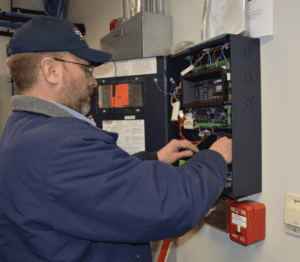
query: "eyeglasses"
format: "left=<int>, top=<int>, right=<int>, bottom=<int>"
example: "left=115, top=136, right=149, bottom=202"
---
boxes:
left=53, top=58, right=94, bottom=75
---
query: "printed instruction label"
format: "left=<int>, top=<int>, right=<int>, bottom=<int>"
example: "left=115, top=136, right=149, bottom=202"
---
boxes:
left=232, top=213, right=247, bottom=233
left=102, top=120, right=145, bottom=154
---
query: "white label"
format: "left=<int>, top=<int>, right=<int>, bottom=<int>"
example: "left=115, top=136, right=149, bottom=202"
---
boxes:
left=232, top=213, right=247, bottom=223
left=183, top=119, right=195, bottom=130
left=232, top=213, right=247, bottom=232
left=171, top=102, right=180, bottom=121
left=125, top=115, right=136, bottom=120
left=227, top=73, right=231, bottom=81
left=102, top=120, right=145, bottom=154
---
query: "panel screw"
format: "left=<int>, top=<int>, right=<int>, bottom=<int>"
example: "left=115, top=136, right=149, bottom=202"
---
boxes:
left=245, top=74, right=252, bottom=83
left=244, top=48, right=251, bottom=58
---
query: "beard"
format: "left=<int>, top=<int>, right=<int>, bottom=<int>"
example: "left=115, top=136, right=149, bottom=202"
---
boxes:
left=60, top=78, right=94, bottom=116
left=78, top=101, right=92, bottom=116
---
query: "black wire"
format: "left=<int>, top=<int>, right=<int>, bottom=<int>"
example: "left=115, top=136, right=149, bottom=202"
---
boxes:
left=191, top=130, right=198, bottom=140
left=112, top=61, right=118, bottom=108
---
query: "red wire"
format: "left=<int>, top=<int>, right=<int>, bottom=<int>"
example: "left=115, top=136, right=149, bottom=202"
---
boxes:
left=179, top=114, right=209, bottom=144
left=157, top=239, right=173, bottom=262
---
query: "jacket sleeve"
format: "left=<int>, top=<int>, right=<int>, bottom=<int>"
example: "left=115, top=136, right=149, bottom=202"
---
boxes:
left=46, top=128, right=228, bottom=243
left=132, top=151, right=158, bottom=161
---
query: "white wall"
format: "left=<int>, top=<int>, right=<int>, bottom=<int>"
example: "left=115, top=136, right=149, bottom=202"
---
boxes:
left=66, top=0, right=122, bottom=52
left=0, top=1, right=13, bottom=138
left=65, top=1, right=300, bottom=261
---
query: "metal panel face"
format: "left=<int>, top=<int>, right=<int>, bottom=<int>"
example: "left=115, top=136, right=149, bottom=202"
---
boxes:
left=92, top=57, right=171, bottom=152
left=101, top=14, right=142, bottom=61
left=100, top=12, right=172, bottom=61
left=230, top=35, right=261, bottom=198
left=142, top=12, right=172, bottom=57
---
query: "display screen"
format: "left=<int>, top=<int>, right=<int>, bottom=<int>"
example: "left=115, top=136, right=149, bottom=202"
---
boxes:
left=194, top=78, right=223, bottom=101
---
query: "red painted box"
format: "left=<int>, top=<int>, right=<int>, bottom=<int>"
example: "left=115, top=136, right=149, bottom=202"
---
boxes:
left=229, top=200, right=265, bottom=246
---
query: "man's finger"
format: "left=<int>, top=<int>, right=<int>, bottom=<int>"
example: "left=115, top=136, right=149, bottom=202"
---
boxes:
left=177, top=150, right=194, bottom=159
left=178, top=140, right=199, bottom=153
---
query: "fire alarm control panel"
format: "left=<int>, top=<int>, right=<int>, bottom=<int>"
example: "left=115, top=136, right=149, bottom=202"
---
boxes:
left=168, top=34, right=261, bottom=199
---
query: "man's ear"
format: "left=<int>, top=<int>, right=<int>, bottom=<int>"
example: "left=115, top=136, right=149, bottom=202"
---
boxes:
left=40, top=57, right=61, bottom=86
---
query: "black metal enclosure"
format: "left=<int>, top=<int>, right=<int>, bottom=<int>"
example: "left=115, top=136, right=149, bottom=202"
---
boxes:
left=166, top=34, right=262, bottom=199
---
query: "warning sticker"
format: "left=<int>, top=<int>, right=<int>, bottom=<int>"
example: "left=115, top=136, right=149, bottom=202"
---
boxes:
left=111, top=84, right=129, bottom=107
left=232, top=213, right=247, bottom=233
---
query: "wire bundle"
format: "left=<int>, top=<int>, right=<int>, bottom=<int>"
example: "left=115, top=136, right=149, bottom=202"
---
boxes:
left=194, top=43, right=230, bottom=68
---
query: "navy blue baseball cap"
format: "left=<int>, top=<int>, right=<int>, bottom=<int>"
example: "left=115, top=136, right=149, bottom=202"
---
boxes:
left=7, top=16, right=112, bottom=67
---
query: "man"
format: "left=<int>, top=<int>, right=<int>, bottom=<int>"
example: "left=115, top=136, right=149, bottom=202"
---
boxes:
left=0, top=16, right=232, bottom=262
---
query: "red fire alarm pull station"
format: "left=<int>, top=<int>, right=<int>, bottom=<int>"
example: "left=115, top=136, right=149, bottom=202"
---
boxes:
left=229, top=200, right=265, bottom=246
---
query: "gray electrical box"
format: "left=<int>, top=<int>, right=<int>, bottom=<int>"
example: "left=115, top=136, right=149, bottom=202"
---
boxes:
left=100, top=11, right=172, bottom=61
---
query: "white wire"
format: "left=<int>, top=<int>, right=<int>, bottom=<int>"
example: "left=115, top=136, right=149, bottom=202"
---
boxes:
left=194, top=52, right=206, bottom=66
left=222, top=44, right=229, bottom=61
left=204, top=49, right=212, bottom=64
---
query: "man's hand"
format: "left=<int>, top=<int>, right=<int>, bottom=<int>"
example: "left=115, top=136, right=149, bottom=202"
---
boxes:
left=209, top=136, right=232, bottom=164
left=157, top=139, right=199, bottom=164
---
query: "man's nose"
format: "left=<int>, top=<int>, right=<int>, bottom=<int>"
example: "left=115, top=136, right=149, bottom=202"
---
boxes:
left=90, top=76, right=98, bottom=88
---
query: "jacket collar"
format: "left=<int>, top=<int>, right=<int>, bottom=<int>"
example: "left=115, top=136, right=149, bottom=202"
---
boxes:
left=10, top=95, right=119, bottom=144
left=11, top=95, right=74, bottom=117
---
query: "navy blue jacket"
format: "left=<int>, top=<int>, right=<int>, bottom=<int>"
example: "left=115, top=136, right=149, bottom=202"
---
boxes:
left=0, top=96, right=228, bottom=262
